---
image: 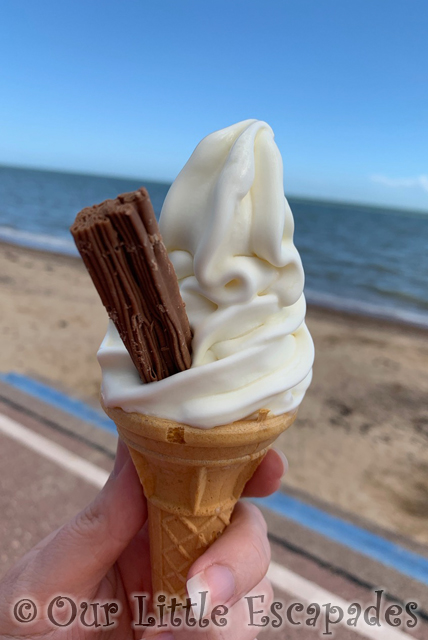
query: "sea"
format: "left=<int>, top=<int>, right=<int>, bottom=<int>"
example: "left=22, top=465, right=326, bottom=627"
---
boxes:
left=1, top=165, right=427, bottom=329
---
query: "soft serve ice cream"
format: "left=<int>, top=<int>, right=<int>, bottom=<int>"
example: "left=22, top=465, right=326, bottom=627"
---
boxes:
left=98, top=119, right=314, bottom=428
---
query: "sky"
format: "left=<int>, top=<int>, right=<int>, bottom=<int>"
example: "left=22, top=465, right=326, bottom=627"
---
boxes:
left=0, top=0, right=427, bottom=211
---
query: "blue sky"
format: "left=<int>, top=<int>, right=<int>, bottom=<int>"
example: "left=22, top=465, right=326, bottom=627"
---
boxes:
left=0, top=0, right=427, bottom=210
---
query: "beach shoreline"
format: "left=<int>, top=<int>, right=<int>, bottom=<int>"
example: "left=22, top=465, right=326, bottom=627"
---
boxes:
left=1, top=241, right=428, bottom=544
left=2, top=237, right=426, bottom=334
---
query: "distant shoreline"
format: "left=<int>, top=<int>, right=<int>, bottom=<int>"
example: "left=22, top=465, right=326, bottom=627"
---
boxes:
left=1, top=239, right=427, bottom=333
left=307, top=302, right=428, bottom=337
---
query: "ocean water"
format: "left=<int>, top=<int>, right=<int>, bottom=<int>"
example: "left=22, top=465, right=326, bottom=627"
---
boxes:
left=1, top=165, right=427, bottom=328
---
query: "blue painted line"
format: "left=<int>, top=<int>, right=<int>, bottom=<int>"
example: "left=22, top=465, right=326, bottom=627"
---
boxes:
left=3, top=371, right=428, bottom=586
left=254, top=491, right=428, bottom=586
left=0, top=372, right=116, bottom=434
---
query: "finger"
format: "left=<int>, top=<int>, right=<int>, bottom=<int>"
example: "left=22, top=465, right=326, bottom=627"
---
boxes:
left=242, top=448, right=288, bottom=498
left=112, top=436, right=131, bottom=476
left=221, top=576, right=274, bottom=640
left=31, top=453, right=147, bottom=596
left=117, top=519, right=152, bottom=599
left=186, top=501, right=270, bottom=614
left=141, top=576, right=274, bottom=640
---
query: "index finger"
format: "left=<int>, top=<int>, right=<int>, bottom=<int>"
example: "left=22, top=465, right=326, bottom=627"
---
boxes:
left=241, top=448, right=288, bottom=498
left=186, top=501, right=271, bottom=615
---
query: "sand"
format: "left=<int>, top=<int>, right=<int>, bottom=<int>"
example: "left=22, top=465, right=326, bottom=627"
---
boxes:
left=1, top=242, right=428, bottom=544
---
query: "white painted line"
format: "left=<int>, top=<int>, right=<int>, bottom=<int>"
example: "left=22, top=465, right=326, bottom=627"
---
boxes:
left=267, top=561, right=414, bottom=640
left=0, top=413, right=109, bottom=488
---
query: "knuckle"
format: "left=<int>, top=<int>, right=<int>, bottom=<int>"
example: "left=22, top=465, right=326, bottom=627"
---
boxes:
left=68, top=501, right=106, bottom=539
left=247, top=534, right=270, bottom=579
left=248, top=524, right=271, bottom=566
left=244, top=502, right=268, bottom=534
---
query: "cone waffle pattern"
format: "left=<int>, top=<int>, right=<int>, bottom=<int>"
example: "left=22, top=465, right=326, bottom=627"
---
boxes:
left=103, top=403, right=296, bottom=599
left=147, top=502, right=233, bottom=597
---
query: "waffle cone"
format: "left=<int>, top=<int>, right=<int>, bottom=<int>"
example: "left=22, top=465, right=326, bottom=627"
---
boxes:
left=102, top=402, right=296, bottom=599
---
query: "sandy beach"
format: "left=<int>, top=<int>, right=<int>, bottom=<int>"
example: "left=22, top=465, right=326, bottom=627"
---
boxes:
left=1, top=241, right=428, bottom=545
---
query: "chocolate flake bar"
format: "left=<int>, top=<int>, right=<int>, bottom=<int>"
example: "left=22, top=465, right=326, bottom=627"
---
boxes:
left=71, top=188, right=192, bottom=382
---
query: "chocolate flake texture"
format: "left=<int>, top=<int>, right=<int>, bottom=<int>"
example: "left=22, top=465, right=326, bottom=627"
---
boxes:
left=71, top=188, right=192, bottom=383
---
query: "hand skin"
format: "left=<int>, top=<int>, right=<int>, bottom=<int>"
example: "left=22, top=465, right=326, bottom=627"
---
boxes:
left=0, top=439, right=287, bottom=640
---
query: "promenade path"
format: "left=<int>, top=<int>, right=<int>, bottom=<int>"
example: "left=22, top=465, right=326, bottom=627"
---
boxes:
left=1, top=376, right=427, bottom=639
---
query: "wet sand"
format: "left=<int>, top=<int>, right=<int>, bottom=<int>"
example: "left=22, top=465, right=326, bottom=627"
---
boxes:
left=1, top=242, right=428, bottom=544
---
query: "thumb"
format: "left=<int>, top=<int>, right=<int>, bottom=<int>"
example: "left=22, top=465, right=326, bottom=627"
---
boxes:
left=33, top=440, right=147, bottom=595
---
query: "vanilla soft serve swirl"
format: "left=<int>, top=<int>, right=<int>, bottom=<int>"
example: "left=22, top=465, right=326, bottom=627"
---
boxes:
left=98, top=120, right=314, bottom=428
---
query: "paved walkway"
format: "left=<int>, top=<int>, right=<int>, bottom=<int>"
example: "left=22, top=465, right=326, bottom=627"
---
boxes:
left=0, top=379, right=427, bottom=639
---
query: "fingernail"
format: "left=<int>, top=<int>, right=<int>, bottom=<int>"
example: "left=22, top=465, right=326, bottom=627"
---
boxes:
left=273, top=448, right=289, bottom=476
left=187, top=564, right=235, bottom=617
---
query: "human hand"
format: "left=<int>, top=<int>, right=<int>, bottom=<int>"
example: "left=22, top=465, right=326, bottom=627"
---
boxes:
left=0, top=439, right=288, bottom=639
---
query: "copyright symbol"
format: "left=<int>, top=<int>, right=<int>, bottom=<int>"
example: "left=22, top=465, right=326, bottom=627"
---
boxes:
left=13, top=599, right=37, bottom=623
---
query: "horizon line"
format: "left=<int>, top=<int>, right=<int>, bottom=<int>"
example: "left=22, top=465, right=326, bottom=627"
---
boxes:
left=1, top=161, right=427, bottom=217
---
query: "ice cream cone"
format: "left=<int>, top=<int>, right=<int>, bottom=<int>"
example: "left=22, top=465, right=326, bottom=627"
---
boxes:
left=102, top=401, right=296, bottom=600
